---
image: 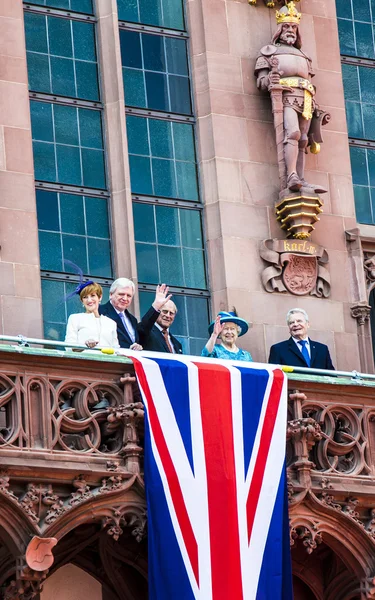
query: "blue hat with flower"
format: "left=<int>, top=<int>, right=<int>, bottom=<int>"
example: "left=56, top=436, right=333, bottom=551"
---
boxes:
left=208, top=311, right=249, bottom=337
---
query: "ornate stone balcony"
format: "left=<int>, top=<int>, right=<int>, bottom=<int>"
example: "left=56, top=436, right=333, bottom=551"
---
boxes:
left=1, top=345, right=375, bottom=599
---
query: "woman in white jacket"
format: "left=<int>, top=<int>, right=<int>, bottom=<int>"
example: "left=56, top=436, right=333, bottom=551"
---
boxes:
left=65, top=281, right=119, bottom=350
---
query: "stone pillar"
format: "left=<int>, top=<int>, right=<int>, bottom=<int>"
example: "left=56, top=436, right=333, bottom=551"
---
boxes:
left=186, top=0, right=367, bottom=370
left=95, top=0, right=139, bottom=312
left=0, top=0, right=43, bottom=337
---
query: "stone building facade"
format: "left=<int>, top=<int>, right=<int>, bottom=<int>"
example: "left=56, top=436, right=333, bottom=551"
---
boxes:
left=1, top=0, right=375, bottom=598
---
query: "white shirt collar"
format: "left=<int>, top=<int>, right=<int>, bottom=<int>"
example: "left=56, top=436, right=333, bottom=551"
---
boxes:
left=292, top=336, right=310, bottom=347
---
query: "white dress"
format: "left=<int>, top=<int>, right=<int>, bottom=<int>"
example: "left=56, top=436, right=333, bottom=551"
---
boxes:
left=65, top=313, right=120, bottom=348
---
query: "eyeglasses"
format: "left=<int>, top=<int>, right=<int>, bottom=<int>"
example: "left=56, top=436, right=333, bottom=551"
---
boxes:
left=161, top=310, right=176, bottom=316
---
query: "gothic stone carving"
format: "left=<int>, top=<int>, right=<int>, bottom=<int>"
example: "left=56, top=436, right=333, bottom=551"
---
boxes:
left=260, top=238, right=330, bottom=297
left=351, top=301, right=372, bottom=326
left=255, top=1, right=330, bottom=238
left=289, top=520, right=323, bottom=554
left=303, top=403, right=370, bottom=476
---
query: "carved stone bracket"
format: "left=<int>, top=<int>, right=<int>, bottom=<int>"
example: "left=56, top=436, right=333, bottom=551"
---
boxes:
left=351, top=301, right=372, bottom=326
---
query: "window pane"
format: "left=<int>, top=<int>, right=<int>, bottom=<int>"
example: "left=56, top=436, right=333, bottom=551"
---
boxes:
left=359, top=67, right=375, bottom=104
left=342, top=64, right=360, bottom=101
left=145, top=71, right=169, bottom=111
left=50, top=56, right=76, bottom=97
left=159, top=246, right=183, bottom=286
left=30, top=101, right=54, bottom=142
left=56, top=144, right=81, bottom=185
left=60, top=194, right=85, bottom=234
left=62, top=234, right=88, bottom=273
left=149, top=119, right=173, bottom=158
left=42, top=279, right=66, bottom=324
left=126, top=116, right=150, bottom=155
left=129, top=155, right=153, bottom=194
left=24, top=12, right=48, bottom=53
left=27, top=53, right=51, bottom=93
left=81, top=149, right=106, bottom=189
left=354, top=185, right=372, bottom=223
left=176, top=161, right=199, bottom=201
left=123, top=68, right=147, bottom=107
left=169, top=75, right=191, bottom=114
left=336, top=0, right=353, bottom=19
left=117, top=0, right=184, bottom=30
left=152, top=158, right=177, bottom=197
left=79, top=109, right=103, bottom=149
left=33, top=141, right=56, bottom=181
left=133, top=203, right=156, bottom=243
left=183, top=249, right=206, bottom=289
left=350, top=147, right=368, bottom=185
left=355, top=22, right=374, bottom=59
left=165, top=38, right=188, bottom=76
left=173, top=123, right=196, bottom=161
left=156, top=205, right=180, bottom=245
left=172, top=295, right=188, bottom=336
left=142, top=34, right=166, bottom=72
left=117, top=0, right=139, bottom=22
left=338, top=19, right=356, bottom=55
left=367, top=149, right=375, bottom=186
left=87, top=238, right=112, bottom=277
left=363, top=104, right=375, bottom=139
left=72, top=21, right=96, bottom=61
left=180, top=209, right=203, bottom=248
left=54, top=104, right=79, bottom=145
left=85, top=197, right=110, bottom=238
left=186, top=296, right=210, bottom=338
left=48, top=17, right=73, bottom=58
left=36, top=190, right=59, bottom=231
left=75, top=61, right=99, bottom=101
left=39, top=231, right=62, bottom=271
left=136, top=243, right=159, bottom=282
left=120, top=30, right=142, bottom=68
left=353, top=0, right=371, bottom=22
left=345, top=102, right=364, bottom=138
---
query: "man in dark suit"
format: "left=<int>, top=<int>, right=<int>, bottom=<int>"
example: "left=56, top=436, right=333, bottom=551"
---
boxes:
left=268, top=308, right=334, bottom=370
left=100, top=278, right=171, bottom=349
left=140, top=300, right=183, bottom=354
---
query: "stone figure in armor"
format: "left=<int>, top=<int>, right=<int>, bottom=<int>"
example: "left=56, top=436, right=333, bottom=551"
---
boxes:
left=255, top=1, right=328, bottom=193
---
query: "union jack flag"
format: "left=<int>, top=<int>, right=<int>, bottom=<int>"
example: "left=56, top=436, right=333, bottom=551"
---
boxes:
left=130, top=353, right=293, bottom=600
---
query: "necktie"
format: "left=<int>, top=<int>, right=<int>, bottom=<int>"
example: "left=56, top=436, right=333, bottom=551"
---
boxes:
left=162, top=328, right=174, bottom=353
left=119, top=312, right=135, bottom=343
left=299, top=339, right=310, bottom=366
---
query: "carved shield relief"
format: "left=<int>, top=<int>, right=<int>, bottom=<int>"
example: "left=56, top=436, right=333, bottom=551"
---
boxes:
left=281, top=253, right=318, bottom=295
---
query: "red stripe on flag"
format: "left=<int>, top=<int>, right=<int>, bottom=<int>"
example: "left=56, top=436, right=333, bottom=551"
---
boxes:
left=131, top=357, right=200, bottom=586
left=193, top=361, right=244, bottom=600
left=246, top=368, right=284, bottom=543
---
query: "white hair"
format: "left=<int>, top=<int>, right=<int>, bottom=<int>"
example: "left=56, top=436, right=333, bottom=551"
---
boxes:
left=110, top=278, right=135, bottom=294
left=286, top=308, right=309, bottom=324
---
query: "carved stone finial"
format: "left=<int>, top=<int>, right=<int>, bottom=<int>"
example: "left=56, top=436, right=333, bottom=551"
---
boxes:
left=351, top=301, right=371, bottom=326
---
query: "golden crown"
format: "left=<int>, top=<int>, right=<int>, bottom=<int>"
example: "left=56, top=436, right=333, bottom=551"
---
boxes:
left=276, top=1, right=301, bottom=24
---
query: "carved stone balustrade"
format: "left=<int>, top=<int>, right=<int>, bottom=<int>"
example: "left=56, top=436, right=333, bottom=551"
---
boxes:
left=2, top=346, right=375, bottom=599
